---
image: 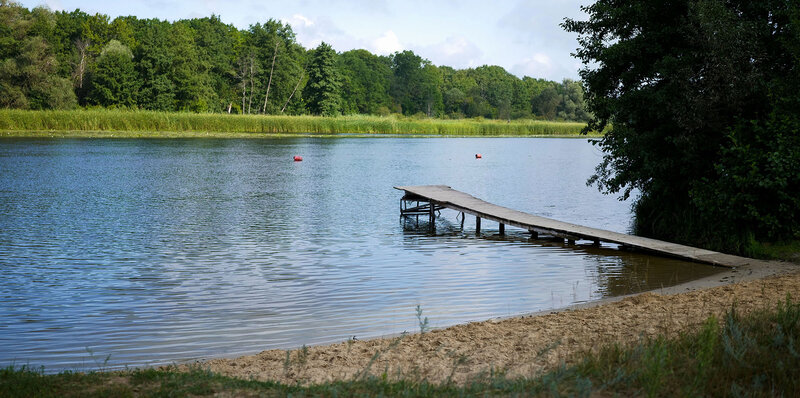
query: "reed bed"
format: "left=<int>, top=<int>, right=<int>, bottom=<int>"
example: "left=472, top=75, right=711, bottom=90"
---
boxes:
left=0, top=109, right=595, bottom=137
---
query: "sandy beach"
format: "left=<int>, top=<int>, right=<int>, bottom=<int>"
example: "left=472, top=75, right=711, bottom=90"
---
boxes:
left=176, top=259, right=799, bottom=385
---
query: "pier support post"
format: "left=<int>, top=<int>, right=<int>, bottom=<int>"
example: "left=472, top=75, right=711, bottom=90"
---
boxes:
left=429, top=200, right=436, bottom=231
left=529, top=230, right=538, bottom=239
left=567, top=239, right=575, bottom=245
left=475, top=216, right=481, bottom=234
left=460, top=212, right=465, bottom=229
left=499, top=223, right=505, bottom=235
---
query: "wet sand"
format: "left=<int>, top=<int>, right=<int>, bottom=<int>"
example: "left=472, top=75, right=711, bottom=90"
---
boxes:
left=175, top=260, right=799, bottom=385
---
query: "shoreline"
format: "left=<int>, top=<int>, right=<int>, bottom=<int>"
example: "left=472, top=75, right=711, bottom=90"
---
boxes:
left=173, top=258, right=798, bottom=385
left=0, top=130, right=601, bottom=139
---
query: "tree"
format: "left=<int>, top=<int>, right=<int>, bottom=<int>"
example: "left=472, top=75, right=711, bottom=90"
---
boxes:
left=243, top=20, right=305, bottom=115
left=87, top=39, right=137, bottom=107
left=531, top=85, right=559, bottom=120
left=134, top=19, right=176, bottom=110
left=303, top=42, right=341, bottom=116
left=338, top=49, right=393, bottom=114
left=440, top=67, right=478, bottom=117
left=443, top=87, right=466, bottom=117
left=0, top=36, right=76, bottom=109
left=389, top=50, right=421, bottom=114
left=556, top=79, right=590, bottom=121
left=168, top=22, right=213, bottom=112
left=564, top=0, right=800, bottom=251
left=390, top=50, right=442, bottom=116
left=418, top=63, right=443, bottom=117
left=72, top=38, right=90, bottom=90
left=0, top=2, right=75, bottom=109
left=471, top=65, right=515, bottom=119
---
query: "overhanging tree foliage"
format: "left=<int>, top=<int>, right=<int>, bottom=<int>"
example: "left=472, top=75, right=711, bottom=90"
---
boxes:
left=564, top=0, right=800, bottom=251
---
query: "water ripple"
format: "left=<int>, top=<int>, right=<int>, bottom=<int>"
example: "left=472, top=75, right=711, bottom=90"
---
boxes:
left=0, top=138, right=723, bottom=371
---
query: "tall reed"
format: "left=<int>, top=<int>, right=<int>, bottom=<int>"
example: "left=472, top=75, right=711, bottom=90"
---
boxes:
left=0, top=109, right=597, bottom=137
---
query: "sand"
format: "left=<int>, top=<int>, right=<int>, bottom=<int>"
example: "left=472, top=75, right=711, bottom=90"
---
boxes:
left=174, top=259, right=799, bottom=385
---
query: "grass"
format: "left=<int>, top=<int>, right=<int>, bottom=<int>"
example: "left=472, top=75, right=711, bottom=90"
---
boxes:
left=747, top=240, right=800, bottom=264
left=568, top=297, right=800, bottom=397
left=2, top=296, right=798, bottom=397
left=0, top=109, right=597, bottom=138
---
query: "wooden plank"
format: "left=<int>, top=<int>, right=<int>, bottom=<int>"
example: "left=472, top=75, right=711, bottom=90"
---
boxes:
left=395, top=185, right=753, bottom=268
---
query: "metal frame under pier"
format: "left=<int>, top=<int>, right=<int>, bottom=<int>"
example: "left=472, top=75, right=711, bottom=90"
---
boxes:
left=400, top=193, right=445, bottom=228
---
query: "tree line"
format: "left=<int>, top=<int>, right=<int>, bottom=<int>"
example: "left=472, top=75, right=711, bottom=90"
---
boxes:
left=0, top=1, right=589, bottom=121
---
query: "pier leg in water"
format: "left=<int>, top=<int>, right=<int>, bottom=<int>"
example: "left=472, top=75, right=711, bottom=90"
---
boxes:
left=476, top=216, right=481, bottom=235
left=429, top=200, right=436, bottom=232
left=499, top=223, right=505, bottom=235
left=460, top=212, right=464, bottom=229
left=529, top=230, right=538, bottom=239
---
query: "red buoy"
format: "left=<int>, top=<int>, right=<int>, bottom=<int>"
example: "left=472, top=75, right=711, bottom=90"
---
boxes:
left=293, top=155, right=303, bottom=162
left=475, top=153, right=482, bottom=159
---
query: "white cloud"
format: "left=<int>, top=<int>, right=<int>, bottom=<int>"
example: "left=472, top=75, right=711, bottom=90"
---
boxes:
left=284, top=15, right=406, bottom=56
left=370, top=30, right=403, bottom=55
left=42, top=0, right=63, bottom=10
left=511, top=53, right=555, bottom=79
left=289, top=13, right=314, bottom=28
left=283, top=14, right=346, bottom=49
left=416, top=36, right=483, bottom=69
left=496, top=0, right=589, bottom=80
left=498, top=0, right=588, bottom=47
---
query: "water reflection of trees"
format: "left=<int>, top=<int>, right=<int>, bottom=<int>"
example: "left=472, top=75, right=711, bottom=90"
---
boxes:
left=582, top=249, right=722, bottom=297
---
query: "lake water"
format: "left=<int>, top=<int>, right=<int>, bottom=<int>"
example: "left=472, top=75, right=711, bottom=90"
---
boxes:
left=0, top=137, right=723, bottom=371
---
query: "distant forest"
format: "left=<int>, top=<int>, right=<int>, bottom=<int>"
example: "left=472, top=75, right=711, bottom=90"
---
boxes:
left=0, top=1, right=589, bottom=121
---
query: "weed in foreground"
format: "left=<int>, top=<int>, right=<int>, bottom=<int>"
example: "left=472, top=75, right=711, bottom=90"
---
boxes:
left=416, top=304, right=430, bottom=334
left=574, top=295, right=800, bottom=397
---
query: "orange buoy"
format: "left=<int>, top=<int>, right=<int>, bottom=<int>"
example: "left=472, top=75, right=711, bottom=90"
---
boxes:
left=475, top=153, right=482, bottom=159
left=293, top=155, right=303, bottom=162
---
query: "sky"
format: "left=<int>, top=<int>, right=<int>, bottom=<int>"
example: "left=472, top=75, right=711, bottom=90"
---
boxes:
left=19, top=0, right=592, bottom=81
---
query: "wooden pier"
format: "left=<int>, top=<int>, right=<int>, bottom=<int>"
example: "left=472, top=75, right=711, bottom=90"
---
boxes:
left=395, top=185, right=752, bottom=268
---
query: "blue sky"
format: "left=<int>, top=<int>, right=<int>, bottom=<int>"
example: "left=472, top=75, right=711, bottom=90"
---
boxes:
left=20, top=0, right=591, bottom=81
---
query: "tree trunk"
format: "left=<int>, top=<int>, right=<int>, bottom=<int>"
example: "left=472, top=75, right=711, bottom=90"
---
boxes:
left=237, top=55, right=249, bottom=114
left=73, top=39, right=90, bottom=89
left=282, top=70, right=304, bottom=113
left=248, top=57, right=254, bottom=114
left=262, top=41, right=279, bottom=114
left=241, top=80, right=246, bottom=114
